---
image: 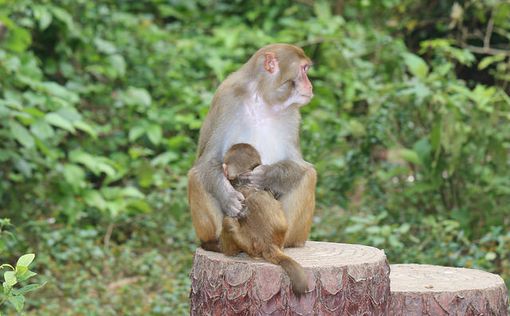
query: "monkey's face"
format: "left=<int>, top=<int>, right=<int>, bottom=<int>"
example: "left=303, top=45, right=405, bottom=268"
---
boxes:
left=284, top=61, right=313, bottom=107
left=224, top=161, right=259, bottom=180
left=259, top=45, right=313, bottom=109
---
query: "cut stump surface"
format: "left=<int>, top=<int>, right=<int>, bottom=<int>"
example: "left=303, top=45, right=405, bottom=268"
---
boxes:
left=390, top=264, right=509, bottom=316
left=190, top=241, right=390, bottom=315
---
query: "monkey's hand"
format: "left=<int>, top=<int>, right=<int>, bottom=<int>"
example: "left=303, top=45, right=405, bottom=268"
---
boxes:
left=221, top=178, right=247, bottom=218
left=238, top=165, right=270, bottom=190
left=239, top=161, right=307, bottom=197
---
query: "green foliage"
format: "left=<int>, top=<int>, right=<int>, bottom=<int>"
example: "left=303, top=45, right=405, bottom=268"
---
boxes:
left=1, top=254, right=45, bottom=314
left=0, top=0, right=509, bottom=314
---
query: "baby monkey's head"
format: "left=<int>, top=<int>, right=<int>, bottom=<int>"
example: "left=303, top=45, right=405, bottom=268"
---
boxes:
left=223, top=143, right=261, bottom=180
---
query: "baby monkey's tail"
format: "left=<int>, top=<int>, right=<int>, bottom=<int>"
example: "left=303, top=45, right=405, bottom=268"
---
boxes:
left=263, top=245, right=308, bottom=294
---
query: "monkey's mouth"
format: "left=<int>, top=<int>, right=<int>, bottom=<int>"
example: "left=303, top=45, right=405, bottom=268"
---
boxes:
left=300, top=94, right=313, bottom=98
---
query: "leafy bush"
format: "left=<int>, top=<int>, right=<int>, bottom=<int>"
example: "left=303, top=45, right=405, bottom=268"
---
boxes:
left=1, top=254, right=45, bottom=314
left=0, top=0, right=508, bottom=313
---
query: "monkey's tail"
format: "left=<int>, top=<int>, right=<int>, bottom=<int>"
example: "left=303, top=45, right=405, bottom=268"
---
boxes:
left=200, top=240, right=222, bottom=253
left=263, top=245, right=308, bottom=294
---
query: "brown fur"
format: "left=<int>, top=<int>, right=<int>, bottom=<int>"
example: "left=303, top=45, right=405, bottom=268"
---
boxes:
left=188, top=43, right=316, bottom=251
left=220, top=144, right=308, bottom=294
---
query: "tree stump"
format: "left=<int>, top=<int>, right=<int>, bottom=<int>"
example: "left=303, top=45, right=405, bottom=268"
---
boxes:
left=190, top=241, right=390, bottom=315
left=389, top=264, right=509, bottom=316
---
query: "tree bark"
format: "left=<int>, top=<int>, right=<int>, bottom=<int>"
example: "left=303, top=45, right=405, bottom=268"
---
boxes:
left=390, top=264, right=509, bottom=316
left=190, top=241, right=390, bottom=315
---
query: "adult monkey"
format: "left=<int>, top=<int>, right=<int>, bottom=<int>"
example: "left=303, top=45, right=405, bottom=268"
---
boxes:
left=188, top=43, right=316, bottom=249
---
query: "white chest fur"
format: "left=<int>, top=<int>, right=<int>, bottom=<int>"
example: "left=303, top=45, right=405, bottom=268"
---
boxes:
left=222, top=98, right=295, bottom=165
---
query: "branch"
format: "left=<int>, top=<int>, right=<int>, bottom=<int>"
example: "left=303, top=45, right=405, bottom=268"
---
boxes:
left=462, top=44, right=510, bottom=56
left=103, top=222, right=114, bottom=249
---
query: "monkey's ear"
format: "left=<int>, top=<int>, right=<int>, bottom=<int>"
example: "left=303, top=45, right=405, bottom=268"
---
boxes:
left=264, top=52, right=279, bottom=74
left=222, top=163, right=228, bottom=178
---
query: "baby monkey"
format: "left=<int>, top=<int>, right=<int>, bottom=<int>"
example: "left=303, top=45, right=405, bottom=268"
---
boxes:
left=220, top=143, right=308, bottom=294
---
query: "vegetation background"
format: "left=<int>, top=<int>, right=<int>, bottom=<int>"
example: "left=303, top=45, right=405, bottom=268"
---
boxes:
left=1, top=0, right=509, bottom=314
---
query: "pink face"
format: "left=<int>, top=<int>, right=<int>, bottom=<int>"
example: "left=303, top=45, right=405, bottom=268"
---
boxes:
left=299, top=63, right=313, bottom=98
left=263, top=50, right=314, bottom=108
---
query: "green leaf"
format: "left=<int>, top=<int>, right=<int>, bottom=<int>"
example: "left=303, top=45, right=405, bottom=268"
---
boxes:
left=83, top=190, right=107, bottom=210
left=4, top=271, right=17, bottom=287
left=57, top=107, right=82, bottom=122
left=95, top=160, right=116, bottom=177
left=33, top=5, right=53, bottom=30
left=314, top=0, right=332, bottom=20
left=129, top=125, right=146, bottom=142
left=348, top=119, right=366, bottom=137
left=147, top=124, right=162, bottom=145
left=109, top=54, right=126, bottom=77
left=413, top=138, right=431, bottom=165
left=430, top=121, right=442, bottom=162
left=23, top=107, right=45, bottom=118
left=121, top=187, right=145, bottom=199
left=478, top=54, right=506, bottom=70
left=13, top=282, right=46, bottom=295
left=8, top=294, right=25, bottom=312
left=70, top=151, right=116, bottom=177
left=16, top=253, right=35, bottom=269
left=126, top=199, right=152, bottom=213
left=0, top=17, right=32, bottom=53
left=9, top=121, right=35, bottom=148
left=151, top=151, right=178, bottom=166
left=399, top=149, right=422, bottom=166
left=40, top=82, right=79, bottom=103
left=48, top=6, right=75, bottom=32
left=17, top=270, right=36, bottom=282
left=94, top=38, right=117, bottom=54
left=125, top=87, right=151, bottom=107
left=30, top=120, right=55, bottom=139
left=106, top=200, right=124, bottom=217
left=15, top=266, right=27, bottom=277
left=63, top=164, right=85, bottom=188
left=69, top=150, right=97, bottom=172
left=45, top=113, right=76, bottom=133
left=74, top=121, right=98, bottom=138
left=403, top=53, right=429, bottom=79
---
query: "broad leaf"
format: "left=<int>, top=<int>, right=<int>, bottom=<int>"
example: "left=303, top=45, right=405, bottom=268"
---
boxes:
left=45, top=113, right=75, bottom=133
left=403, top=53, right=429, bottom=79
left=8, top=294, right=25, bottom=312
left=16, top=254, right=35, bottom=267
left=17, top=270, right=37, bottom=282
left=13, top=282, right=46, bottom=295
left=147, top=124, right=162, bottom=145
left=9, top=121, right=34, bottom=148
left=4, top=271, right=17, bottom=287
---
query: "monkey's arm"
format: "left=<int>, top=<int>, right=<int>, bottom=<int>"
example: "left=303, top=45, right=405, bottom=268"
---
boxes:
left=195, top=158, right=247, bottom=217
left=239, top=160, right=310, bottom=198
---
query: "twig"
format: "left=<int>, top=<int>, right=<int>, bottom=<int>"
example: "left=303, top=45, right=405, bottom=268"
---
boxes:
left=299, top=37, right=325, bottom=48
left=462, top=44, right=510, bottom=56
left=103, top=222, right=114, bottom=249
left=334, top=0, right=344, bottom=15
left=107, top=276, right=142, bottom=292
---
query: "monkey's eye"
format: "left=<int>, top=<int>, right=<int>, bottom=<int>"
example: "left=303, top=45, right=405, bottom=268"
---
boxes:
left=303, top=64, right=309, bottom=72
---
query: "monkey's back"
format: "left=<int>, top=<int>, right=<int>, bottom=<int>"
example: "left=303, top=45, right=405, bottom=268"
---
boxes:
left=238, top=187, right=287, bottom=251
